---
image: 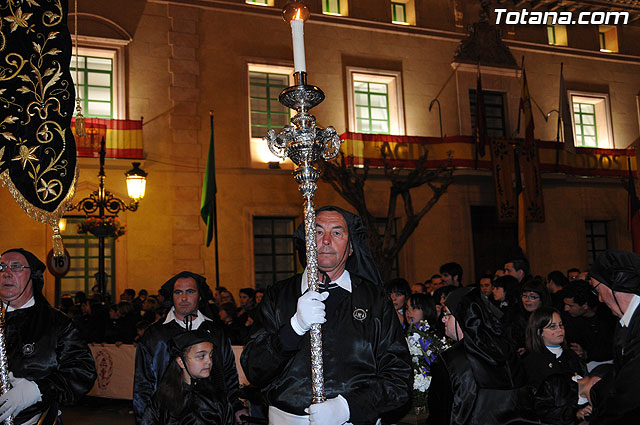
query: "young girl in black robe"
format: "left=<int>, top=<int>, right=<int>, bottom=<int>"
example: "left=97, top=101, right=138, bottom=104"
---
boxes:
left=141, top=329, right=234, bottom=425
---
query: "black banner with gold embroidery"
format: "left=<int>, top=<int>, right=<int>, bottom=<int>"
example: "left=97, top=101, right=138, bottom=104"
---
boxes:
left=490, top=138, right=545, bottom=223
left=0, top=0, right=77, bottom=235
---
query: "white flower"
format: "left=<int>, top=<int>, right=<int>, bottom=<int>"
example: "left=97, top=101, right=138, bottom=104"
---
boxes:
left=413, top=373, right=432, bottom=392
left=412, top=356, right=419, bottom=364
left=426, top=350, right=432, bottom=357
left=408, top=343, right=422, bottom=356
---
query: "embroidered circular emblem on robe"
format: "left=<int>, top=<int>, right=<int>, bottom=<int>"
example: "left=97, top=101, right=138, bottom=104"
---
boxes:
left=353, top=308, right=367, bottom=321
left=22, top=343, right=35, bottom=357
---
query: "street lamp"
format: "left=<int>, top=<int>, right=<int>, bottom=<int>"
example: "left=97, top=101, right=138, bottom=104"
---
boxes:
left=69, top=136, right=147, bottom=298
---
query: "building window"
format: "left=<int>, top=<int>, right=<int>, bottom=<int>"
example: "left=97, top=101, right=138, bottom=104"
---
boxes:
left=392, top=2, right=407, bottom=24
left=547, top=25, right=556, bottom=44
left=599, top=25, right=618, bottom=52
left=569, top=92, right=613, bottom=148
left=71, top=55, right=113, bottom=118
left=347, top=67, right=405, bottom=135
left=246, top=0, right=272, bottom=6
left=585, top=220, right=608, bottom=266
left=546, top=24, right=567, bottom=46
left=248, top=63, right=293, bottom=166
left=70, top=46, right=124, bottom=119
left=354, top=81, right=390, bottom=134
left=58, top=217, right=116, bottom=303
left=574, top=103, right=597, bottom=147
left=390, top=0, right=415, bottom=25
left=469, top=89, right=507, bottom=138
left=323, top=0, right=348, bottom=16
left=253, top=217, right=297, bottom=289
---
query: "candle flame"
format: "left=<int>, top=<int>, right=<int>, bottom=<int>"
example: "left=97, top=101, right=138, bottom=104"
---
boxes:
left=295, top=8, right=302, bottom=20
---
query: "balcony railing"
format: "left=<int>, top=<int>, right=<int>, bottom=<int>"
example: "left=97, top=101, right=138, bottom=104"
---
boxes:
left=340, top=132, right=636, bottom=178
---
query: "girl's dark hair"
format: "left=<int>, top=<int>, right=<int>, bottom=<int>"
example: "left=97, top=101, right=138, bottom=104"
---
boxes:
left=239, top=288, right=256, bottom=299
left=432, top=285, right=456, bottom=304
left=407, top=293, right=438, bottom=329
left=384, top=278, right=411, bottom=298
left=153, top=351, right=189, bottom=412
left=492, top=275, right=520, bottom=306
left=525, top=306, right=563, bottom=353
left=521, top=278, right=551, bottom=308
left=219, top=302, right=238, bottom=320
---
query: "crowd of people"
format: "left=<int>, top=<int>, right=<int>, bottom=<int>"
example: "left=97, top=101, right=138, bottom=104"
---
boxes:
left=382, top=255, right=638, bottom=425
left=3, top=205, right=640, bottom=425
left=58, top=284, right=265, bottom=347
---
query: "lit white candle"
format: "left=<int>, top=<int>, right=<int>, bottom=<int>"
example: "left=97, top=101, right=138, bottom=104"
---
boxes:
left=290, top=11, right=306, bottom=73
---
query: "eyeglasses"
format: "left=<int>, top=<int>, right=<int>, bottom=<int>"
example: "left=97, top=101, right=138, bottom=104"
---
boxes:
left=0, top=263, right=30, bottom=273
left=544, top=323, right=564, bottom=331
left=521, top=294, right=540, bottom=301
left=591, top=282, right=601, bottom=296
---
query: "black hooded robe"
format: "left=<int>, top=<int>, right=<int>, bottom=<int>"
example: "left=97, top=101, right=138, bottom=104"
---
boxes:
left=587, top=249, right=640, bottom=424
left=240, top=273, right=411, bottom=424
left=427, top=288, right=540, bottom=425
left=240, top=206, right=412, bottom=424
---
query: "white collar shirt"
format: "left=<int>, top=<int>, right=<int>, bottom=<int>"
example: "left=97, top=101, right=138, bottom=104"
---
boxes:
left=301, top=268, right=352, bottom=293
left=5, top=296, right=35, bottom=312
left=620, top=294, right=640, bottom=327
left=163, top=307, right=211, bottom=329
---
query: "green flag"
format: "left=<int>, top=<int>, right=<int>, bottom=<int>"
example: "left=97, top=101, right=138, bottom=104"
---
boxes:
left=201, top=113, right=217, bottom=247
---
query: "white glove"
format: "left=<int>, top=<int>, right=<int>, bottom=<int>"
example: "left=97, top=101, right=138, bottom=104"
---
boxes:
left=0, top=376, right=42, bottom=422
left=290, top=290, right=329, bottom=336
left=305, top=395, right=350, bottom=425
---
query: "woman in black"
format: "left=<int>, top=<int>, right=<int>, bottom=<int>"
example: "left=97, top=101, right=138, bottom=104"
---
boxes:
left=524, top=307, right=589, bottom=424
left=141, top=329, right=234, bottom=425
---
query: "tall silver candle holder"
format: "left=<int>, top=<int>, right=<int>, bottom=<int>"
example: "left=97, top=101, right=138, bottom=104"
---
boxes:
left=264, top=1, right=342, bottom=403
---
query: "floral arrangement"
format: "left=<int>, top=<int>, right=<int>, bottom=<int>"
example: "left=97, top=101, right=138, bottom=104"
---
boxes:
left=406, top=320, right=452, bottom=412
left=77, top=216, right=126, bottom=239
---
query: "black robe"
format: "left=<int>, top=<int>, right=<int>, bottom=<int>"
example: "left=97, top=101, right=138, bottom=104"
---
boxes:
left=141, top=379, right=234, bottom=425
left=133, top=317, right=242, bottom=423
left=427, top=342, right=540, bottom=425
left=240, top=274, right=412, bottom=424
left=523, top=347, right=586, bottom=390
left=534, top=374, right=583, bottom=425
left=5, top=295, right=97, bottom=424
left=589, top=306, right=640, bottom=424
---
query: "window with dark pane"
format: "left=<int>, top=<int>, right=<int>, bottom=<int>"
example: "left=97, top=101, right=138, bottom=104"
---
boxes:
left=323, top=0, right=340, bottom=14
left=585, top=220, right=608, bottom=266
left=375, top=217, right=399, bottom=279
left=391, top=2, right=407, bottom=23
left=249, top=71, right=290, bottom=138
left=469, top=89, right=507, bottom=138
left=254, top=216, right=297, bottom=289
left=70, top=55, right=113, bottom=118
left=57, top=217, right=116, bottom=306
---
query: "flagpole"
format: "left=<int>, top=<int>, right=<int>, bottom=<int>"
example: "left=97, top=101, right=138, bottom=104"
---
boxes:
left=210, top=111, right=220, bottom=289
left=516, top=56, right=524, bottom=135
left=555, top=63, right=563, bottom=172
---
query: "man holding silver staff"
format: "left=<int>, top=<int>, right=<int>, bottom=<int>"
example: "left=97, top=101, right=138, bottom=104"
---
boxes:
left=0, top=248, right=96, bottom=424
left=241, top=206, right=412, bottom=425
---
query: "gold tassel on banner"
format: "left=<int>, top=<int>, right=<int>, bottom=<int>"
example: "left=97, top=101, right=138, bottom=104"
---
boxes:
left=52, top=225, right=64, bottom=258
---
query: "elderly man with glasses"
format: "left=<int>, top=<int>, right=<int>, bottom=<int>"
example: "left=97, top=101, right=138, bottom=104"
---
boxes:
left=578, top=249, right=640, bottom=424
left=0, top=248, right=96, bottom=424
